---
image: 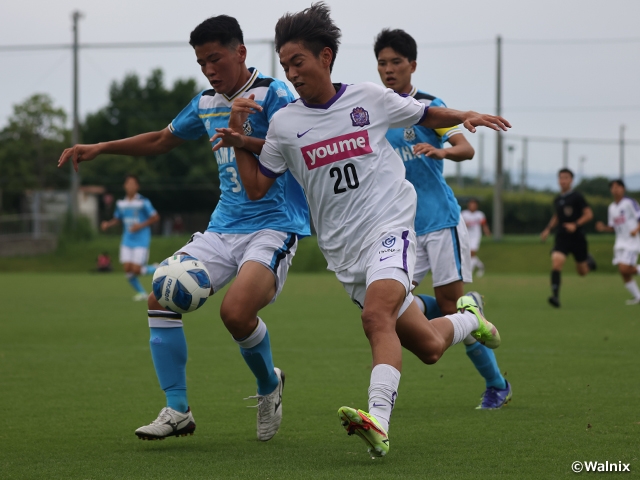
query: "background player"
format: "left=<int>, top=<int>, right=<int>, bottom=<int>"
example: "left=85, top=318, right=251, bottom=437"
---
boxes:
left=541, top=168, right=596, bottom=308
left=58, top=15, right=309, bottom=442
left=212, top=2, right=510, bottom=457
left=374, top=29, right=510, bottom=410
left=100, top=174, right=159, bottom=301
left=595, top=179, right=640, bottom=305
left=462, top=198, right=491, bottom=278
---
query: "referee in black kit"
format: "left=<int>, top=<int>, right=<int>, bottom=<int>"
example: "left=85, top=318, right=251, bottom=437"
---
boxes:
left=540, top=168, right=597, bottom=307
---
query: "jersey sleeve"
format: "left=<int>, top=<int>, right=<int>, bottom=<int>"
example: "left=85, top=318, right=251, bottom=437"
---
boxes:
left=430, top=99, right=463, bottom=141
left=257, top=120, right=287, bottom=178
left=577, top=192, right=589, bottom=210
left=380, top=85, right=427, bottom=129
left=167, top=94, right=208, bottom=140
left=262, top=82, right=295, bottom=122
left=143, top=198, right=157, bottom=217
left=630, top=199, right=640, bottom=221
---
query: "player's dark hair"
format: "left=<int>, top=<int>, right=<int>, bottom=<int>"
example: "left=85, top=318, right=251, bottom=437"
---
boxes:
left=189, top=15, right=244, bottom=48
left=274, top=2, right=341, bottom=72
left=558, top=168, right=574, bottom=178
left=374, top=29, right=417, bottom=62
left=609, top=178, right=625, bottom=188
left=124, top=174, right=139, bottom=184
left=468, top=198, right=479, bottom=205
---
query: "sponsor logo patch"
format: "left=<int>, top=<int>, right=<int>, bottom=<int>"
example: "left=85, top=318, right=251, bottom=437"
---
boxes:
left=301, top=131, right=372, bottom=170
left=382, top=236, right=396, bottom=248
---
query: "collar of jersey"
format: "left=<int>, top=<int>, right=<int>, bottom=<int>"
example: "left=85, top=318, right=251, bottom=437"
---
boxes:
left=301, top=83, right=347, bottom=109
left=408, top=86, right=418, bottom=97
left=222, top=68, right=259, bottom=102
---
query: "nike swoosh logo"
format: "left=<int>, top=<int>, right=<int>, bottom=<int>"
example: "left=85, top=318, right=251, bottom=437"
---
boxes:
left=379, top=256, right=393, bottom=262
left=372, top=403, right=387, bottom=407
left=297, top=128, right=312, bottom=138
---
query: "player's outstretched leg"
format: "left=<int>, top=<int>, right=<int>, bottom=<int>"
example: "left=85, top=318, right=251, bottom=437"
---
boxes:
left=338, top=406, right=389, bottom=458
left=464, top=292, right=512, bottom=409
left=456, top=295, right=501, bottom=349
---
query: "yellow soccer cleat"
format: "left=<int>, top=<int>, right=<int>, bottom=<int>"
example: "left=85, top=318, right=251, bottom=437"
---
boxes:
left=338, top=406, right=389, bottom=458
left=457, top=294, right=501, bottom=349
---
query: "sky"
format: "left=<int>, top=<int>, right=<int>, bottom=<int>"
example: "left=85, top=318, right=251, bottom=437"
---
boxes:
left=1, top=0, right=639, bottom=189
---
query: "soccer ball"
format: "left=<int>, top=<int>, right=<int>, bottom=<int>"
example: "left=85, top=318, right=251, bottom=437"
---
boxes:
left=152, top=255, right=211, bottom=313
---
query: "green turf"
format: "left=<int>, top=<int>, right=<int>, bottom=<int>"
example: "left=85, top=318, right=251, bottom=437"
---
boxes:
left=1, top=272, right=638, bottom=478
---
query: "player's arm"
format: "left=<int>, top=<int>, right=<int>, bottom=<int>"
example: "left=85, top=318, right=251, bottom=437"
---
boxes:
left=58, top=128, right=186, bottom=172
left=482, top=219, right=492, bottom=237
left=565, top=206, right=593, bottom=233
left=129, top=212, right=160, bottom=233
left=412, top=133, right=474, bottom=161
left=418, top=107, right=510, bottom=133
left=100, top=218, right=121, bottom=232
left=595, top=221, right=613, bottom=233
left=541, top=214, right=558, bottom=241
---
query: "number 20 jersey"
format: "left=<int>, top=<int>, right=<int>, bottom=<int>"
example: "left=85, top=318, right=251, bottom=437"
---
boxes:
left=258, top=82, right=427, bottom=272
left=168, top=68, right=310, bottom=237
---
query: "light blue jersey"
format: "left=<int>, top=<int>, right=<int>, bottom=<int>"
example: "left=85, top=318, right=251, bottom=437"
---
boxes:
left=168, top=68, right=310, bottom=237
left=385, top=88, right=462, bottom=235
left=114, top=193, right=157, bottom=248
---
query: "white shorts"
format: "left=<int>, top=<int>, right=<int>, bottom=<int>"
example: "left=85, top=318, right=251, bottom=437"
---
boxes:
left=120, top=245, right=149, bottom=266
left=178, top=230, right=298, bottom=303
left=335, top=228, right=416, bottom=317
left=413, top=216, right=472, bottom=288
left=613, top=248, right=639, bottom=266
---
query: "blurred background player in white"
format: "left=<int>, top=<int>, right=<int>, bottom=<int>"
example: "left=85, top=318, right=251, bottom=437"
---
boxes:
left=374, top=29, right=510, bottom=410
left=59, top=15, right=309, bottom=443
left=596, top=179, right=640, bottom=305
left=462, top=198, right=491, bottom=278
left=541, top=168, right=596, bottom=308
left=100, top=174, right=160, bottom=301
left=212, top=3, right=510, bottom=457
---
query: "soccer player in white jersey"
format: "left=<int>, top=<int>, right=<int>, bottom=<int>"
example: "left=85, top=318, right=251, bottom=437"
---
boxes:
left=374, top=29, right=510, bottom=410
left=101, top=174, right=160, bottom=301
left=462, top=199, right=492, bottom=277
left=596, top=179, right=640, bottom=304
left=211, top=3, right=510, bottom=458
left=58, top=16, right=310, bottom=442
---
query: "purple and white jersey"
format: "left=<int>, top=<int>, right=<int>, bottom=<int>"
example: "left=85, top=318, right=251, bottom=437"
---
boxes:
left=461, top=209, right=486, bottom=246
left=608, top=197, right=640, bottom=251
left=258, top=82, right=427, bottom=271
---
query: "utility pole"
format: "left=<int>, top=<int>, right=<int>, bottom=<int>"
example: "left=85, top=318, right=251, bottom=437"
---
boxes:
left=478, top=132, right=484, bottom=184
left=620, top=125, right=626, bottom=181
left=456, top=162, right=463, bottom=188
left=492, top=35, right=503, bottom=240
left=562, top=138, right=569, bottom=168
left=270, top=40, right=277, bottom=79
left=70, top=10, right=83, bottom=223
left=579, top=156, right=587, bottom=181
left=520, top=137, right=528, bottom=192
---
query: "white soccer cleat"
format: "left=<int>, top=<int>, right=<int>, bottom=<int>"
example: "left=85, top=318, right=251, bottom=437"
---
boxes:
left=135, top=407, right=196, bottom=440
left=245, top=367, right=285, bottom=441
left=625, top=298, right=640, bottom=305
left=133, top=292, right=148, bottom=301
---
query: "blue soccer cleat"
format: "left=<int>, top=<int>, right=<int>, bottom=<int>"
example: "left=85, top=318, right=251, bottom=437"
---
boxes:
left=476, top=380, right=513, bottom=410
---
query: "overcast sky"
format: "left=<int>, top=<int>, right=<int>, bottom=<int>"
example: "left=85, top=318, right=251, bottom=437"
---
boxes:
left=2, top=0, right=639, bottom=188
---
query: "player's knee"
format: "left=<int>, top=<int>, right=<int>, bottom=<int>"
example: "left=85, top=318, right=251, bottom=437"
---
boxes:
left=361, top=309, right=394, bottom=338
left=220, top=302, right=254, bottom=334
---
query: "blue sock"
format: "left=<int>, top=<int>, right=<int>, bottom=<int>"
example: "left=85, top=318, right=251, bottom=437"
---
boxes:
left=465, top=342, right=506, bottom=389
left=149, top=326, right=188, bottom=412
left=127, top=274, right=146, bottom=294
left=142, top=264, right=157, bottom=276
left=236, top=318, right=279, bottom=395
left=417, top=294, right=443, bottom=320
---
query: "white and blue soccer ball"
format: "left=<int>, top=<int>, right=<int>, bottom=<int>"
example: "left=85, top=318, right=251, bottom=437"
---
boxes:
left=152, top=255, right=211, bottom=314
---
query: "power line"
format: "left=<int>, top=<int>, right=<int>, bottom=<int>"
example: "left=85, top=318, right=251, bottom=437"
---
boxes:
left=507, top=134, right=640, bottom=147
left=0, top=39, right=273, bottom=52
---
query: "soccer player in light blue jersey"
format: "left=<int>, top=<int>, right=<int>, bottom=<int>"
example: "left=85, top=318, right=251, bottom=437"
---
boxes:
left=58, top=15, right=310, bottom=442
left=101, top=174, right=160, bottom=301
left=374, top=29, right=512, bottom=410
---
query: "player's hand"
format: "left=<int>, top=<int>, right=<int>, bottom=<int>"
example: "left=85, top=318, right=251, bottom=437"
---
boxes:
left=413, top=143, right=446, bottom=159
left=228, top=94, right=263, bottom=130
left=58, top=144, right=102, bottom=172
left=462, top=112, right=511, bottom=133
left=540, top=229, right=549, bottom=242
left=563, top=222, right=577, bottom=233
left=595, top=221, right=606, bottom=232
left=211, top=128, right=246, bottom=151
left=100, top=220, right=110, bottom=232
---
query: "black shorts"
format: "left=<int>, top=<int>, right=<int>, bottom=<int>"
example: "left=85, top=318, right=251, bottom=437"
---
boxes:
left=553, top=233, right=588, bottom=263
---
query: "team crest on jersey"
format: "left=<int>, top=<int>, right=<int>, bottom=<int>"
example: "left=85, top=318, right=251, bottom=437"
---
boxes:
left=276, top=88, right=288, bottom=97
left=382, top=236, right=396, bottom=248
left=243, top=120, right=253, bottom=136
left=564, top=206, right=573, bottom=217
left=205, top=119, right=211, bottom=130
left=350, top=107, right=370, bottom=127
left=403, top=127, right=416, bottom=142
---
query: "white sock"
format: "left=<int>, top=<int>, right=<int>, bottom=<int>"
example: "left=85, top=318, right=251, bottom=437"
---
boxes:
left=368, top=364, right=400, bottom=432
left=624, top=280, right=640, bottom=300
left=446, top=311, right=479, bottom=346
left=413, top=296, right=426, bottom=314
left=463, top=334, right=477, bottom=346
left=476, top=258, right=485, bottom=270
left=470, top=257, right=478, bottom=271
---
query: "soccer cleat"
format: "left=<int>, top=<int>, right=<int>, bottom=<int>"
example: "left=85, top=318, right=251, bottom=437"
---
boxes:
left=548, top=296, right=561, bottom=308
left=466, top=291, right=485, bottom=316
left=586, top=254, right=597, bottom=272
left=133, top=292, right=148, bottom=302
left=338, top=407, right=389, bottom=458
left=135, top=407, right=195, bottom=440
left=476, top=380, right=513, bottom=410
left=456, top=295, right=500, bottom=349
left=625, top=298, right=640, bottom=305
left=476, top=267, right=485, bottom=278
left=245, top=367, right=285, bottom=441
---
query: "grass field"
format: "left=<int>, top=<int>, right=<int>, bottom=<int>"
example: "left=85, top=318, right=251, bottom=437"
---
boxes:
left=1, top=269, right=638, bottom=479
